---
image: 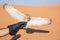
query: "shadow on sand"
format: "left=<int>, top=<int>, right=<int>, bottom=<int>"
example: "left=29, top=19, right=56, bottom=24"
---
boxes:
left=11, top=28, right=49, bottom=40
left=25, top=28, right=49, bottom=34
left=11, top=34, right=21, bottom=40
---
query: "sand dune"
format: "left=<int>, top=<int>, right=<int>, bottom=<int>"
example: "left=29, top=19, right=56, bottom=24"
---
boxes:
left=0, top=4, right=60, bottom=40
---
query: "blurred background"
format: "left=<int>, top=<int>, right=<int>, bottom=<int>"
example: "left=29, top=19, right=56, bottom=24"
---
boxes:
left=0, top=0, right=60, bottom=40
left=0, top=0, right=60, bottom=6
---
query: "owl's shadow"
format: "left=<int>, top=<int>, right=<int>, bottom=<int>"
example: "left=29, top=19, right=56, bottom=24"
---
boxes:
left=11, top=28, right=49, bottom=40
left=25, top=28, right=49, bottom=34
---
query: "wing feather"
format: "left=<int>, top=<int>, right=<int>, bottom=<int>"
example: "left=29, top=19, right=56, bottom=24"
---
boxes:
left=4, top=4, right=25, bottom=21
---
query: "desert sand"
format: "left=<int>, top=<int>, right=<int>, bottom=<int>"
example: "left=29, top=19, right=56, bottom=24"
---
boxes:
left=0, top=4, right=60, bottom=40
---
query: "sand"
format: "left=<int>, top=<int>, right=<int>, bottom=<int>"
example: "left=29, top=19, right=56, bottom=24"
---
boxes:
left=0, top=4, right=60, bottom=40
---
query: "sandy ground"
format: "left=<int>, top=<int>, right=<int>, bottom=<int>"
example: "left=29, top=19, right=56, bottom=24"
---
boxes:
left=0, top=4, right=60, bottom=40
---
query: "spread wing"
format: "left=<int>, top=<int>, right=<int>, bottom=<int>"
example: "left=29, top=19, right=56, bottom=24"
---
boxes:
left=27, top=17, right=51, bottom=27
left=3, top=4, right=51, bottom=28
left=3, top=4, right=25, bottom=21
